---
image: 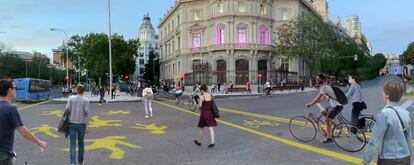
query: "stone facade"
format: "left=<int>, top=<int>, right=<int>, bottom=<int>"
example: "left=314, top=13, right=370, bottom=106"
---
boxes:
left=158, top=0, right=323, bottom=90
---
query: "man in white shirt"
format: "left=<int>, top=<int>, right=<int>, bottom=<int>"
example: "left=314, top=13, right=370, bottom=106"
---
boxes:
left=142, top=85, right=154, bottom=119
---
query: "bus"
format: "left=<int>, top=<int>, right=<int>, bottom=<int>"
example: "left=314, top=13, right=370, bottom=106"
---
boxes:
left=14, top=78, right=51, bottom=102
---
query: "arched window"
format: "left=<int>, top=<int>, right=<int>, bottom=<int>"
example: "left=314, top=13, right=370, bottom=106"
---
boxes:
left=218, top=0, right=224, bottom=13
left=216, top=25, right=225, bottom=44
left=260, top=3, right=266, bottom=15
left=236, top=59, right=249, bottom=85
left=216, top=60, right=227, bottom=83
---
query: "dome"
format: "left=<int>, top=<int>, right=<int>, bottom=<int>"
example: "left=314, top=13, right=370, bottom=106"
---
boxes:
left=140, top=13, right=154, bottom=31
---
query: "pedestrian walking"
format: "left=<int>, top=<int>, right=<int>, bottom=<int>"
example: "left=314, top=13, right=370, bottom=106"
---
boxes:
left=362, top=80, right=411, bottom=165
left=345, top=75, right=365, bottom=131
left=111, top=85, right=116, bottom=99
left=0, top=79, right=47, bottom=165
left=211, top=84, right=215, bottom=93
left=194, top=84, right=217, bottom=148
left=246, top=81, right=252, bottom=94
left=300, top=80, right=305, bottom=91
left=217, top=82, right=221, bottom=93
left=142, top=85, right=154, bottom=119
left=192, top=82, right=201, bottom=104
left=65, top=85, right=90, bottom=165
left=98, top=86, right=106, bottom=105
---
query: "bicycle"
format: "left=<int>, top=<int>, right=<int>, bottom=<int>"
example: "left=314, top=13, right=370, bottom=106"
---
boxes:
left=289, top=104, right=367, bottom=152
left=187, top=95, right=198, bottom=112
left=359, top=114, right=376, bottom=133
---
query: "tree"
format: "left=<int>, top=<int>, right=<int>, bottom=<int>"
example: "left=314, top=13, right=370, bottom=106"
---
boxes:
left=143, top=50, right=160, bottom=86
left=67, top=33, right=139, bottom=84
left=402, top=42, right=414, bottom=65
left=275, top=13, right=336, bottom=85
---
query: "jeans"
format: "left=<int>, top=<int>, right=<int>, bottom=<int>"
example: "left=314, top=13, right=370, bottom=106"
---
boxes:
left=0, top=151, right=12, bottom=165
left=144, top=100, right=152, bottom=115
left=351, top=102, right=364, bottom=128
left=99, top=95, right=106, bottom=103
left=69, top=123, right=86, bottom=164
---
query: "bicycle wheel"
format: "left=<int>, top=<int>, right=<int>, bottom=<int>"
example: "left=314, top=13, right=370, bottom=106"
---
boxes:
left=360, top=117, right=376, bottom=133
left=333, top=123, right=366, bottom=152
left=289, top=116, right=317, bottom=142
left=188, top=100, right=197, bottom=111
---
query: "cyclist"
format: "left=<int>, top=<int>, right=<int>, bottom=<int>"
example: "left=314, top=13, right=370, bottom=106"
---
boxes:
left=192, top=82, right=201, bottom=105
left=174, top=85, right=183, bottom=104
left=306, top=75, right=343, bottom=143
left=264, top=81, right=272, bottom=95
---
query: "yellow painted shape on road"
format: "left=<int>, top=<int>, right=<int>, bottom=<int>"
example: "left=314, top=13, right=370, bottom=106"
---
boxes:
left=40, top=110, right=64, bottom=117
left=63, top=136, right=141, bottom=160
left=11, top=102, right=20, bottom=106
left=89, top=116, right=122, bottom=128
left=30, top=124, right=60, bottom=138
left=18, top=100, right=51, bottom=111
left=102, top=110, right=130, bottom=115
left=129, top=123, right=168, bottom=134
left=154, top=100, right=375, bottom=165
left=243, top=120, right=279, bottom=128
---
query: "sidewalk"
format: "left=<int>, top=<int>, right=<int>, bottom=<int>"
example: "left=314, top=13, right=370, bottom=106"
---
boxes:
left=52, top=91, right=142, bottom=103
left=182, top=87, right=317, bottom=98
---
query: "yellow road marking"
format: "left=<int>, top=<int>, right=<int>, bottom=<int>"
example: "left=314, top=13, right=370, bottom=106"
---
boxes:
left=30, top=124, right=60, bottom=138
left=63, top=136, right=141, bottom=159
left=89, top=116, right=122, bottom=128
left=18, top=100, right=51, bottom=111
left=40, top=109, right=64, bottom=117
left=154, top=100, right=375, bottom=165
left=129, top=123, right=168, bottom=134
left=243, top=120, right=279, bottom=128
left=102, top=110, right=130, bottom=115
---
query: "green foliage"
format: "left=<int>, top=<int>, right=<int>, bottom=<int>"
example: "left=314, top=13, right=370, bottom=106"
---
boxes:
left=402, top=42, right=414, bottom=65
left=143, top=50, right=160, bottom=86
left=67, top=33, right=139, bottom=84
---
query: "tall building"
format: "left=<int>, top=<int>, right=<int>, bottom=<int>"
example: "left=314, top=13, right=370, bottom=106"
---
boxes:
left=158, top=0, right=326, bottom=90
left=344, top=16, right=361, bottom=38
left=310, top=0, right=328, bottom=21
left=135, top=13, right=159, bottom=80
left=52, top=48, right=73, bottom=70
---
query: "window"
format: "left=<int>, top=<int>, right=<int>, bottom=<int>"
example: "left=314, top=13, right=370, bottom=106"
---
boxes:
left=177, top=37, right=181, bottom=50
left=177, top=15, right=180, bottom=25
left=260, top=28, right=268, bottom=44
left=139, top=59, right=145, bottom=65
left=238, top=2, right=245, bottom=13
left=218, top=1, right=224, bottom=13
left=238, top=28, right=247, bottom=43
left=193, top=10, right=200, bottom=21
left=260, top=3, right=266, bottom=15
left=139, top=68, right=145, bottom=75
left=178, top=61, right=181, bottom=74
left=282, top=10, right=289, bottom=20
left=216, top=27, right=225, bottom=44
left=192, top=32, right=201, bottom=48
left=173, top=64, right=175, bottom=75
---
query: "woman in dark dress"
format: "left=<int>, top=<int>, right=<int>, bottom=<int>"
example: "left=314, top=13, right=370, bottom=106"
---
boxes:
left=194, top=84, right=217, bottom=148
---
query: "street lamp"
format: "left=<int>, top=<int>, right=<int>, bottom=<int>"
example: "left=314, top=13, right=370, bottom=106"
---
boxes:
left=107, top=0, right=113, bottom=94
left=50, top=28, right=69, bottom=90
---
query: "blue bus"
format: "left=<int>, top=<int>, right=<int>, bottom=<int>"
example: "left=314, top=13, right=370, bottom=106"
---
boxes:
left=14, top=78, right=51, bottom=102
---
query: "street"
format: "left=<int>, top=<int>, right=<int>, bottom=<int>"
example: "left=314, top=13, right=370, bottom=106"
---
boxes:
left=11, top=76, right=414, bottom=165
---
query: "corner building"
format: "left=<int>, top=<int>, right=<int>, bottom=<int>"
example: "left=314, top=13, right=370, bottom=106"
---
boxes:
left=159, top=0, right=322, bottom=91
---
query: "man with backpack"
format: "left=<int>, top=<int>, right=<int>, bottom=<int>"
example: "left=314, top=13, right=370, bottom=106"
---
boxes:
left=306, top=75, right=347, bottom=143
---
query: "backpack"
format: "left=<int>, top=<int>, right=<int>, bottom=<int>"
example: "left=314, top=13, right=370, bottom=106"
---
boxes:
left=325, top=86, right=348, bottom=105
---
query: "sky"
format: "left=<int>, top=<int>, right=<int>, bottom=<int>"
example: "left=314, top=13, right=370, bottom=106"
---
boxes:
left=0, top=0, right=413, bottom=58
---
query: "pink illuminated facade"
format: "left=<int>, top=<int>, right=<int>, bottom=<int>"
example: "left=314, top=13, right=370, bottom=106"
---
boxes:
left=159, top=0, right=325, bottom=90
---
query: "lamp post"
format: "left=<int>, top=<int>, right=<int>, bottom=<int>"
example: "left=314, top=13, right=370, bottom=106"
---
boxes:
left=50, top=28, right=69, bottom=90
left=107, top=0, right=113, bottom=94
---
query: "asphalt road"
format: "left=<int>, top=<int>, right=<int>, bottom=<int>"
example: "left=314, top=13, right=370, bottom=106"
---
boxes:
left=10, top=76, right=414, bottom=165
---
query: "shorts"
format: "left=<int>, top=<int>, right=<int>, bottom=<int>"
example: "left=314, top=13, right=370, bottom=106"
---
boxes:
left=325, top=106, right=343, bottom=120
left=175, top=93, right=183, bottom=98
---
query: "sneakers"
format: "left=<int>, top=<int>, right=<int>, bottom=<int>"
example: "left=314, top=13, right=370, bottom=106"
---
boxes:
left=322, top=138, right=333, bottom=143
left=208, top=144, right=215, bottom=148
left=194, top=140, right=201, bottom=146
left=150, top=112, right=153, bottom=118
left=98, top=103, right=102, bottom=106
left=145, top=115, right=149, bottom=119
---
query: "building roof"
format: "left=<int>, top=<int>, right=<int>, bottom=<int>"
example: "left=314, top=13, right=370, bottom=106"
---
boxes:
left=5, top=51, right=33, bottom=61
left=140, top=13, right=154, bottom=31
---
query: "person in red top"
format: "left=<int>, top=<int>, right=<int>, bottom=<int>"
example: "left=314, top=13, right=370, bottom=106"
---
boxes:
left=246, top=81, right=252, bottom=94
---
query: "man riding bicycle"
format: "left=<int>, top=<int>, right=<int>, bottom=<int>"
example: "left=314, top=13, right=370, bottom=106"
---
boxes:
left=264, top=81, right=272, bottom=95
left=306, top=75, right=343, bottom=143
